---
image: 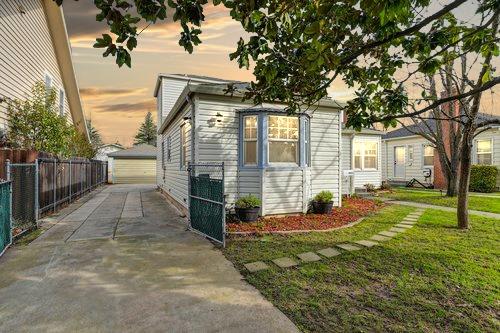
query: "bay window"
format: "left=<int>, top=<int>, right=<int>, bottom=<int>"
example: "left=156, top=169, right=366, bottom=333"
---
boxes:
left=423, top=145, right=434, bottom=166
left=268, top=115, right=299, bottom=164
left=476, top=139, right=492, bottom=165
left=353, top=141, right=378, bottom=170
left=243, top=116, right=258, bottom=165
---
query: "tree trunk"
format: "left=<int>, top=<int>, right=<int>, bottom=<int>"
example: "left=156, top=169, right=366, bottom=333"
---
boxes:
left=457, top=132, right=473, bottom=229
left=446, top=170, right=458, bottom=197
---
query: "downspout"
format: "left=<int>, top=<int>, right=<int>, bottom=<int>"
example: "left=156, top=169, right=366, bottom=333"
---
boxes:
left=350, top=133, right=355, bottom=195
left=185, top=87, right=196, bottom=164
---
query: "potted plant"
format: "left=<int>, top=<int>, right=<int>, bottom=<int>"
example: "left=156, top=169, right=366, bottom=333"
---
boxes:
left=235, top=194, right=261, bottom=222
left=312, top=190, right=334, bottom=214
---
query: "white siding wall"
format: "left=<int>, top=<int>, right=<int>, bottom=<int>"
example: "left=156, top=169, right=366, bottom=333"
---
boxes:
left=382, top=136, right=435, bottom=183
left=472, top=129, right=500, bottom=189
left=157, top=103, right=192, bottom=208
left=264, top=169, right=304, bottom=214
left=310, top=109, right=341, bottom=207
left=0, top=0, right=71, bottom=128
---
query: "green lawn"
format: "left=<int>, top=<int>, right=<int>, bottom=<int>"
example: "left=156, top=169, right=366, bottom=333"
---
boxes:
left=379, top=188, right=500, bottom=214
left=223, top=205, right=500, bottom=332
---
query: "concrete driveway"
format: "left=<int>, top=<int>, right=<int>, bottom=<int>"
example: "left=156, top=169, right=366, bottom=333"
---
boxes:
left=0, top=185, right=298, bottom=333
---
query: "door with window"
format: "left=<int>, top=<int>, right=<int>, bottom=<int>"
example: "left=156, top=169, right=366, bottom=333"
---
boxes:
left=394, top=146, right=405, bottom=178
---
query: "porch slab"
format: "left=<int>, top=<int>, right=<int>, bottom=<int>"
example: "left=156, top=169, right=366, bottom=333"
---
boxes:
left=336, top=243, right=362, bottom=251
left=317, top=248, right=341, bottom=258
left=244, top=261, right=270, bottom=273
left=354, top=240, right=379, bottom=247
left=297, top=252, right=322, bottom=262
left=272, top=257, right=298, bottom=268
left=378, top=231, right=398, bottom=237
left=370, top=234, right=391, bottom=242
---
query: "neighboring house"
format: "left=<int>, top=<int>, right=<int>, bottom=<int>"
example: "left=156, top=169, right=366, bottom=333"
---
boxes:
left=95, top=143, right=124, bottom=182
left=341, top=124, right=383, bottom=194
left=154, top=74, right=343, bottom=216
left=0, top=0, right=87, bottom=137
left=382, top=114, right=500, bottom=189
left=108, top=144, right=156, bottom=184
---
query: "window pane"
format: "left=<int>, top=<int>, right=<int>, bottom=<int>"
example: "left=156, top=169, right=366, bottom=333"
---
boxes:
left=424, top=156, right=433, bottom=166
left=477, top=154, right=492, bottom=165
left=353, top=143, right=362, bottom=156
left=244, top=141, right=257, bottom=165
left=477, top=140, right=491, bottom=153
left=269, top=128, right=279, bottom=139
left=245, top=116, right=257, bottom=128
left=269, top=141, right=298, bottom=163
left=354, top=156, right=361, bottom=169
left=269, top=116, right=279, bottom=127
left=364, top=156, right=377, bottom=169
left=424, top=145, right=434, bottom=156
left=288, top=117, right=298, bottom=129
left=244, top=128, right=257, bottom=139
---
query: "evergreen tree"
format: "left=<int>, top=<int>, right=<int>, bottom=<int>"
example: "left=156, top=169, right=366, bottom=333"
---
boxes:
left=86, top=120, right=103, bottom=151
left=134, top=112, right=156, bottom=146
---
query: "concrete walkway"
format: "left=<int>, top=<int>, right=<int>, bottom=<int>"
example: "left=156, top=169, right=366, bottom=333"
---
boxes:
left=381, top=198, right=500, bottom=219
left=0, top=184, right=298, bottom=333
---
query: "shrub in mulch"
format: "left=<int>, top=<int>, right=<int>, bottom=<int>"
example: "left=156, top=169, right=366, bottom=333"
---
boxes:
left=227, top=197, right=384, bottom=233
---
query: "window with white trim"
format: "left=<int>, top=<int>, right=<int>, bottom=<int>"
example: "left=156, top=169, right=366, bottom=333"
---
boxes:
left=161, top=139, right=165, bottom=169
left=353, top=141, right=378, bottom=170
left=166, top=136, right=171, bottom=162
left=476, top=139, right=492, bottom=165
left=44, top=73, right=53, bottom=101
left=304, top=118, right=310, bottom=166
left=58, top=89, right=65, bottom=116
left=268, top=115, right=299, bottom=163
left=408, top=145, right=414, bottom=162
left=423, top=145, right=434, bottom=166
left=243, top=116, right=258, bottom=165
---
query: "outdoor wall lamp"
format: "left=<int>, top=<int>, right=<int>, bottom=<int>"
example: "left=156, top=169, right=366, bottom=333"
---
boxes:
left=216, top=112, right=223, bottom=123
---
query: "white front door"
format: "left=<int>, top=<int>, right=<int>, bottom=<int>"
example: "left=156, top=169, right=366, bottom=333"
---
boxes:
left=394, top=146, right=405, bottom=178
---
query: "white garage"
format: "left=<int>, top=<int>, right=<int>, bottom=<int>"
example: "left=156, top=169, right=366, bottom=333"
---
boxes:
left=108, top=144, right=157, bottom=184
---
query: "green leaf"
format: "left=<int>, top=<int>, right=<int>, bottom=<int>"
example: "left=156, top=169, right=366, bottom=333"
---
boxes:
left=126, top=37, right=137, bottom=51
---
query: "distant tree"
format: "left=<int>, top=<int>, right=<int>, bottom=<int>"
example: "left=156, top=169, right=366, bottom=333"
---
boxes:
left=86, top=120, right=103, bottom=151
left=134, top=112, right=156, bottom=146
left=7, top=82, right=95, bottom=159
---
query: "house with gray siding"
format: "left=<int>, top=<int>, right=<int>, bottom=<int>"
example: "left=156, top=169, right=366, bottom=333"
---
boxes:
left=154, top=74, right=343, bottom=216
left=382, top=116, right=500, bottom=189
left=0, top=0, right=87, bottom=136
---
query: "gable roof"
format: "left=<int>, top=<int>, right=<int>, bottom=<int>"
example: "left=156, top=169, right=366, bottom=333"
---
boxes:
left=153, top=73, right=243, bottom=97
left=43, top=0, right=88, bottom=139
left=108, top=144, right=156, bottom=159
left=383, top=113, right=500, bottom=140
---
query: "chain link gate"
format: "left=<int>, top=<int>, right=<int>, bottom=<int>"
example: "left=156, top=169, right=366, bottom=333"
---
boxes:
left=6, top=162, right=37, bottom=232
left=188, top=162, right=226, bottom=246
left=0, top=181, right=12, bottom=257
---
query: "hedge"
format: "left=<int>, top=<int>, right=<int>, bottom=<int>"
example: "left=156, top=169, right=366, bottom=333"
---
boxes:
left=469, top=165, right=498, bottom=193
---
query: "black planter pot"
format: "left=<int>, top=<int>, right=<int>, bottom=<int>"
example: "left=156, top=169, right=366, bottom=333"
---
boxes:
left=235, top=207, right=260, bottom=222
left=313, top=201, right=333, bottom=214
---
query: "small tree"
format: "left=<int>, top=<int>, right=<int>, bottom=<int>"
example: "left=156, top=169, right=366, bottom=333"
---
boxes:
left=86, top=120, right=103, bottom=152
left=134, top=112, right=156, bottom=146
left=7, top=82, right=94, bottom=158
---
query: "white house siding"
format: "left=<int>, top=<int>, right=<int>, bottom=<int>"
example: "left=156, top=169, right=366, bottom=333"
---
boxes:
left=382, top=136, right=435, bottom=183
left=310, top=109, right=341, bottom=207
left=341, top=133, right=382, bottom=193
left=472, top=128, right=500, bottom=189
left=0, top=0, right=71, bottom=128
left=157, top=103, right=192, bottom=208
left=264, top=169, right=304, bottom=215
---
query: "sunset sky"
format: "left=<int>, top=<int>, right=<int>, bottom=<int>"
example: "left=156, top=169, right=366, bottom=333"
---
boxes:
left=63, top=1, right=499, bottom=147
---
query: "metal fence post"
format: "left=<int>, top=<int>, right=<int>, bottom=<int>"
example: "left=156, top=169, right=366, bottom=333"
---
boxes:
left=34, top=159, right=39, bottom=222
left=222, top=162, right=226, bottom=248
left=53, top=159, right=56, bottom=213
left=5, top=160, right=12, bottom=244
left=69, top=160, right=72, bottom=202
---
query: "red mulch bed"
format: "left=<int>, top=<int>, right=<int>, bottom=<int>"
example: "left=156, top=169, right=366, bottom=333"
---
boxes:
left=227, top=197, right=384, bottom=233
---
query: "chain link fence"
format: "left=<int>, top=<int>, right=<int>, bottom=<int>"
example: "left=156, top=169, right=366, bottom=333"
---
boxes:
left=188, top=162, right=225, bottom=246
left=0, top=181, right=12, bottom=257
left=8, top=164, right=37, bottom=232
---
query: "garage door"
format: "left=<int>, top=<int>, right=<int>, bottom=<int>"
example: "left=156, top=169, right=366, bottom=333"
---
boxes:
left=113, top=159, right=156, bottom=184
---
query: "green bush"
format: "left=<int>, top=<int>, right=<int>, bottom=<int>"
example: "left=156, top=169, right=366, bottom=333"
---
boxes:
left=235, top=194, right=261, bottom=208
left=469, top=165, right=498, bottom=193
left=314, top=190, right=334, bottom=203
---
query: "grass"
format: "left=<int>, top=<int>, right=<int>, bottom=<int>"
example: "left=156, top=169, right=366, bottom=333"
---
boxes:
left=13, top=228, right=44, bottom=246
left=223, top=205, right=500, bottom=332
left=379, top=188, right=500, bottom=214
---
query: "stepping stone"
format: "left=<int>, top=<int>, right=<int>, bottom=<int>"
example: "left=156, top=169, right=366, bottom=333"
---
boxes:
left=400, top=221, right=416, bottom=225
left=403, top=218, right=418, bottom=222
left=407, top=214, right=421, bottom=218
left=389, top=227, right=407, bottom=233
left=371, top=234, right=391, bottom=242
left=395, top=224, right=413, bottom=229
left=354, top=240, right=379, bottom=247
left=244, top=261, right=269, bottom=272
left=297, top=252, right=322, bottom=262
left=317, top=248, right=341, bottom=258
left=272, top=257, right=298, bottom=268
left=336, top=243, right=362, bottom=251
left=379, top=231, right=397, bottom=237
